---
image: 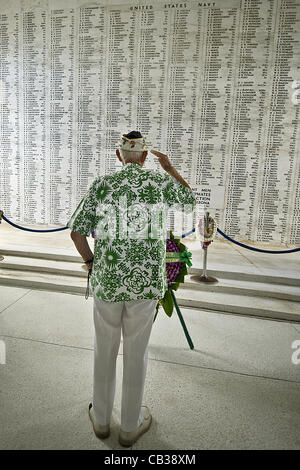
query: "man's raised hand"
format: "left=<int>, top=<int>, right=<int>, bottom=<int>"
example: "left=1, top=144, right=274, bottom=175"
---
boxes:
left=150, top=149, right=172, bottom=172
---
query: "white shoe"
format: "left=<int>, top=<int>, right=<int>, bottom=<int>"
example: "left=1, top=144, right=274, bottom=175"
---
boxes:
left=119, top=406, right=152, bottom=447
left=88, top=403, right=110, bottom=439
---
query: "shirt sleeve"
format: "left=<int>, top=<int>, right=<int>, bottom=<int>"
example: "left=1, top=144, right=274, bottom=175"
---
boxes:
left=66, top=181, right=97, bottom=236
left=162, top=173, right=196, bottom=210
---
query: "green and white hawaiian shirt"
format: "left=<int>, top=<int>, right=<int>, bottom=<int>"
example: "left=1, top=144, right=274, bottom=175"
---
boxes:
left=67, top=162, right=196, bottom=302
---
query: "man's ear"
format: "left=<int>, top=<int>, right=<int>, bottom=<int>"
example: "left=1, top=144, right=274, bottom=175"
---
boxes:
left=116, top=149, right=123, bottom=163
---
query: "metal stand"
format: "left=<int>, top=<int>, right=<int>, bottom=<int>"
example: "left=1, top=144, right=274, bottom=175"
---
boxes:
left=191, top=244, right=218, bottom=283
left=170, top=289, right=194, bottom=350
left=191, top=211, right=218, bottom=284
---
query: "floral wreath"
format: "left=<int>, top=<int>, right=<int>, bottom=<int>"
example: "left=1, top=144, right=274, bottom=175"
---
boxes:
left=154, top=230, right=192, bottom=321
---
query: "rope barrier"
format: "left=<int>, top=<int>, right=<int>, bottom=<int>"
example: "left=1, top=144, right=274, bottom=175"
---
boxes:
left=1, top=211, right=299, bottom=253
left=180, top=227, right=300, bottom=253
left=180, top=228, right=195, bottom=239
left=0, top=212, right=68, bottom=233
left=216, top=227, right=300, bottom=253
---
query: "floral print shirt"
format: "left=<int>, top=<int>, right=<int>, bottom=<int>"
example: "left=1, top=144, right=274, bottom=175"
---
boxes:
left=67, top=162, right=196, bottom=302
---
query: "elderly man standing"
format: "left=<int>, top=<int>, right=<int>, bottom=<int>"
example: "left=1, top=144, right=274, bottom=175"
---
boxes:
left=68, top=131, right=195, bottom=446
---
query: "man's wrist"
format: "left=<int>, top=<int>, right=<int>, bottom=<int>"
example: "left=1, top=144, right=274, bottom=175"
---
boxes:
left=168, top=167, right=191, bottom=189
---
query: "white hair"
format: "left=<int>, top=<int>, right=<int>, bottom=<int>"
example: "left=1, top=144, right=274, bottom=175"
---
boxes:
left=120, top=149, right=144, bottom=162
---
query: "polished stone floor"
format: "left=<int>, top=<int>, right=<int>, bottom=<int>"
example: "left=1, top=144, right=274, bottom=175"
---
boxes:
left=0, top=224, right=299, bottom=449
left=0, top=285, right=299, bottom=450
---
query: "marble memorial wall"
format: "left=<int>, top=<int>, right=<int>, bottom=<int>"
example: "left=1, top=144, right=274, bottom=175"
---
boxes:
left=0, top=0, right=299, bottom=244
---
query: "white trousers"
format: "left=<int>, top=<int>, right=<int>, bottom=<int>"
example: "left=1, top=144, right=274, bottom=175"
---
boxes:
left=92, top=294, right=157, bottom=432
